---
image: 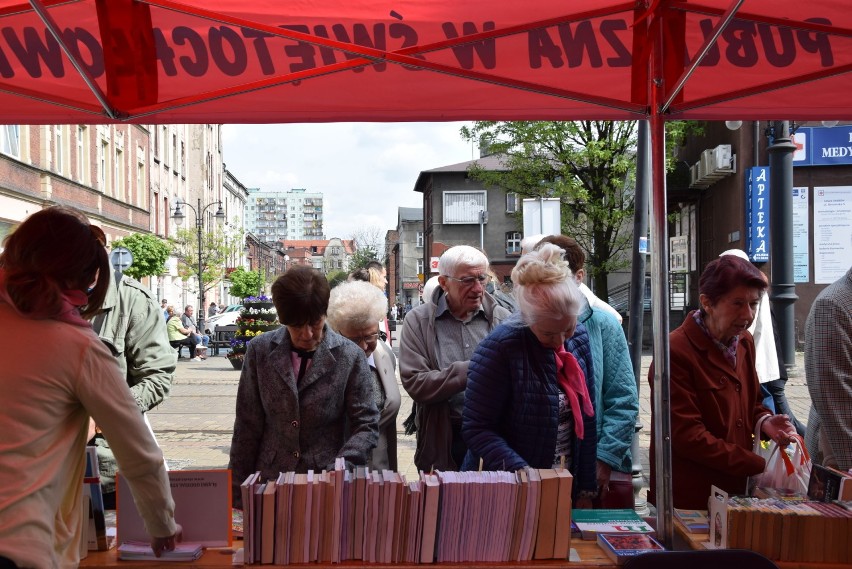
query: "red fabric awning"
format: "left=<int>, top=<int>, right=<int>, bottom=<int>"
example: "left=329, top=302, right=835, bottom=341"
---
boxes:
left=0, top=0, right=847, bottom=124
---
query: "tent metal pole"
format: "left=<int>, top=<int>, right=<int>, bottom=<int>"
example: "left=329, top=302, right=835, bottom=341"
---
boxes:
left=649, top=110, right=673, bottom=548
left=660, top=0, right=744, bottom=113
left=629, top=119, right=650, bottom=515
left=28, top=0, right=118, bottom=119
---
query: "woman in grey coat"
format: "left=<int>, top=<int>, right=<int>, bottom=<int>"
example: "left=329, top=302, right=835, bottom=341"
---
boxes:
left=228, top=266, right=379, bottom=507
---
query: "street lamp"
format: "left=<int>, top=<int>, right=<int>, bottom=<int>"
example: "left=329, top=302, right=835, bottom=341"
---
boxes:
left=172, top=198, right=225, bottom=332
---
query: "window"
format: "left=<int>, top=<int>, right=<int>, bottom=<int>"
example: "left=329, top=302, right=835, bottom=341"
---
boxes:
left=76, top=126, right=87, bottom=183
left=115, top=148, right=124, bottom=199
left=98, top=140, right=108, bottom=191
left=137, top=161, right=145, bottom=208
left=506, top=192, right=519, bottom=213
left=416, top=231, right=424, bottom=248
left=442, top=191, right=486, bottom=224
left=1, top=125, right=20, bottom=157
left=416, top=259, right=424, bottom=276
left=54, top=125, right=64, bottom=175
left=506, top=231, right=522, bottom=255
left=153, top=125, right=159, bottom=160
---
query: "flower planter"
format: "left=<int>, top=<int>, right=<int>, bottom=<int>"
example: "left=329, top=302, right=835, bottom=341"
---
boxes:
left=231, top=296, right=280, bottom=368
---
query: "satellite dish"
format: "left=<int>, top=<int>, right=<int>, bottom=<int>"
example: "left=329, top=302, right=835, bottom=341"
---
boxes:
left=110, top=247, right=134, bottom=273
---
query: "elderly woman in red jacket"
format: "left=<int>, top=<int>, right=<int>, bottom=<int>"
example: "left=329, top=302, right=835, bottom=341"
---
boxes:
left=648, top=255, right=796, bottom=509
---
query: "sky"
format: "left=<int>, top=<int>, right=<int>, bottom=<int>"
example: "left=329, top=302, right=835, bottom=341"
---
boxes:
left=221, top=122, right=477, bottom=240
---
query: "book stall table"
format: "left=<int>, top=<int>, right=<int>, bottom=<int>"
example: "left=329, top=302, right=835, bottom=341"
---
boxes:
left=674, top=519, right=850, bottom=569
left=80, top=539, right=620, bottom=568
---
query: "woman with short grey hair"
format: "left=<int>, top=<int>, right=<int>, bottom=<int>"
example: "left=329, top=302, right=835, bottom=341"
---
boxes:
left=328, top=281, right=401, bottom=471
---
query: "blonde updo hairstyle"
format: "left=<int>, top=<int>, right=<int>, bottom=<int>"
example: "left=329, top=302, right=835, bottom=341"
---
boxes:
left=511, top=243, right=583, bottom=327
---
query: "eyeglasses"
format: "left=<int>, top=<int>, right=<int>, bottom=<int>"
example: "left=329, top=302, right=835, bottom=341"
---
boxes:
left=443, top=274, right=488, bottom=286
left=344, top=332, right=380, bottom=345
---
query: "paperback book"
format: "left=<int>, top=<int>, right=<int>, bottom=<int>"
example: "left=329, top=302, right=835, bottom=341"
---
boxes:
left=597, top=532, right=665, bottom=565
left=673, top=509, right=709, bottom=533
left=117, top=541, right=203, bottom=561
left=808, top=463, right=852, bottom=502
left=572, top=509, right=655, bottom=541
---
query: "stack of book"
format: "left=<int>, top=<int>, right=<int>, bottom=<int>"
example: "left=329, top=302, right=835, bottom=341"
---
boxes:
left=571, top=509, right=655, bottom=541
left=673, top=509, right=709, bottom=534
left=239, top=462, right=575, bottom=565
left=722, top=496, right=852, bottom=563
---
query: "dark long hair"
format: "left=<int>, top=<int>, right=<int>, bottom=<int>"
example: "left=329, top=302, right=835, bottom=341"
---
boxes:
left=0, top=206, right=110, bottom=319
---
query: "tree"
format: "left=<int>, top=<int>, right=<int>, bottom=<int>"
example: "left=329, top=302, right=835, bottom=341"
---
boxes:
left=460, top=120, right=699, bottom=299
left=326, top=269, right=348, bottom=288
left=227, top=267, right=263, bottom=299
left=350, top=226, right=386, bottom=269
left=111, top=233, right=171, bottom=280
left=169, top=227, right=242, bottom=301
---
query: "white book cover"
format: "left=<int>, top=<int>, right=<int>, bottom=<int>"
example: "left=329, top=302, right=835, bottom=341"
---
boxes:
left=116, top=469, right=232, bottom=547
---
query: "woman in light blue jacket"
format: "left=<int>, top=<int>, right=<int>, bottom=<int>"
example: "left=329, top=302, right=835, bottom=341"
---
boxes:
left=539, top=235, right=639, bottom=493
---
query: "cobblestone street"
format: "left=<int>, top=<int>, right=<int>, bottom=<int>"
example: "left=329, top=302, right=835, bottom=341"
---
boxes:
left=149, top=344, right=813, bottom=499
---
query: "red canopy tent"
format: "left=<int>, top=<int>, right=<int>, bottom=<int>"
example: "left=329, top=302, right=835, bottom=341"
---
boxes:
left=1, top=0, right=848, bottom=544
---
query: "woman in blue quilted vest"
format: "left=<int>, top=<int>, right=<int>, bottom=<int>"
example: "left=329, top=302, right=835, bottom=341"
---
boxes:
left=461, top=243, right=598, bottom=506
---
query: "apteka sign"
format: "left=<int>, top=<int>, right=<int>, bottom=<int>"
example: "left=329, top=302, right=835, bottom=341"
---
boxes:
left=746, top=167, right=770, bottom=263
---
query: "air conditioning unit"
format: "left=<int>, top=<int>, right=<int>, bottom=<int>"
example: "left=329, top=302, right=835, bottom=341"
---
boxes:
left=713, top=144, right=734, bottom=172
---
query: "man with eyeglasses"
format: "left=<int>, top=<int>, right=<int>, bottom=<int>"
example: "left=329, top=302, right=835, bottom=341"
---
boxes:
left=400, top=245, right=511, bottom=471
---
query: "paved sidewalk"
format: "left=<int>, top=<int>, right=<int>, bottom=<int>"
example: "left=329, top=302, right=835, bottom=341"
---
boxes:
left=149, top=350, right=812, bottom=492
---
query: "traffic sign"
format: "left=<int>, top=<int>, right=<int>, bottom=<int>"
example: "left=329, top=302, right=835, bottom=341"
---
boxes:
left=110, top=247, right=133, bottom=273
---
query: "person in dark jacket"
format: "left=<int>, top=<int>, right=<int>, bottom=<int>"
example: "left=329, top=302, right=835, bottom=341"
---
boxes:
left=461, top=243, right=598, bottom=506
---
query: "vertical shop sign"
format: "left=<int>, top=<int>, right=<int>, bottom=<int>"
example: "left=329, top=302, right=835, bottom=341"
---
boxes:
left=746, top=167, right=770, bottom=262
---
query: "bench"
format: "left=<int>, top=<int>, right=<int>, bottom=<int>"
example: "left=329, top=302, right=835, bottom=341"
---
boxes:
left=169, top=339, right=195, bottom=359
left=211, top=324, right=237, bottom=356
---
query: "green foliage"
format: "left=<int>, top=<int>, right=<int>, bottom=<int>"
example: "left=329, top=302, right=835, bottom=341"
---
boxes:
left=348, top=247, right=379, bottom=271
left=170, top=227, right=242, bottom=296
left=326, top=270, right=348, bottom=288
left=460, top=120, right=704, bottom=298
left=111, top=233, right=171, bottom=280
left=461, top=120, right=637, bottom=297
left=227, top=267, right=263, bottom=299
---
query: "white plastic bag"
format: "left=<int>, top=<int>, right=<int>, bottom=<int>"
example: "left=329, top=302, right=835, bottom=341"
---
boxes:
left=749, top=415, right=811, bottom=495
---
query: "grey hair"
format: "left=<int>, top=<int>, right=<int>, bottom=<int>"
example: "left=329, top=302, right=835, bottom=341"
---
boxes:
left=327, top=281, right=388, bottom=330
left=437, top=245, right=489, bottom=277
left=511, top=243, right=583, bottom=326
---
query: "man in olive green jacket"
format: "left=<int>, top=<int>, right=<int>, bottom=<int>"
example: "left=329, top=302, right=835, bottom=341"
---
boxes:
left=90, top=272, right=176, bottom=508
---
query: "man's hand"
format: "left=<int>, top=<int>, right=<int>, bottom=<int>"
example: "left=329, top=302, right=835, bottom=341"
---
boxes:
left=151, top=524, right=182, bottom=557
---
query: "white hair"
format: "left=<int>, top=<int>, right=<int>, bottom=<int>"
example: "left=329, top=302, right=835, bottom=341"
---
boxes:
left=327, top=281, right=388, bottom=330
left=437, top=245, right=488, bottom=277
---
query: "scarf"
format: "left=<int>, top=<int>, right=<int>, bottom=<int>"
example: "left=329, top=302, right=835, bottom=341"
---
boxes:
left=0, top=269, right=91, bottom=328
left=554, top=345, right=594, bottom=439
